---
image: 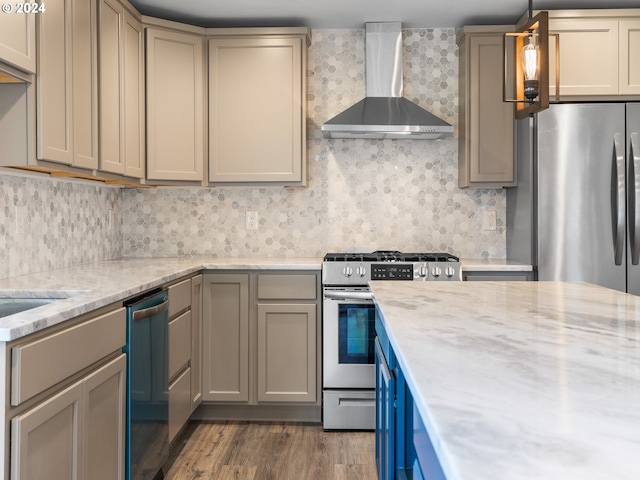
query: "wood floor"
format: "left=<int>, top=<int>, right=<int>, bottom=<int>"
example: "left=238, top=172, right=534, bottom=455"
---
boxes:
left=163, top=421, right=378, bottom=480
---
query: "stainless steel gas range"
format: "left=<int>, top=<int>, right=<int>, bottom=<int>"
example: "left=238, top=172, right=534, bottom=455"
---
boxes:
left=322, top=251, right=461, bottom=430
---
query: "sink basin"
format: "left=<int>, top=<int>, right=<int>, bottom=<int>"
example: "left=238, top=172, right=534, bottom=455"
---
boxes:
left=0, top=290, right=88, bottom=319
left=0, top=299, right=58, bottom=318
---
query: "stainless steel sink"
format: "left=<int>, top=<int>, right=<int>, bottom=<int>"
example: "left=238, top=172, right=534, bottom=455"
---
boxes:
left=0, top=290, right=88, bottom=318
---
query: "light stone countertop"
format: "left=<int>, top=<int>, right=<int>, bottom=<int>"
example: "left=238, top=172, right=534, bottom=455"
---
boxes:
left=459, top=258, right=533, bottom=272
left=370, top=280, right=640, bottom=480
left=0, top=257, right=322, bottom=341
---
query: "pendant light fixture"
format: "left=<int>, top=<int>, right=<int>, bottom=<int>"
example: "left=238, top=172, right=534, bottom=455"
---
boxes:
left=503, top=0, right=559, bottom=119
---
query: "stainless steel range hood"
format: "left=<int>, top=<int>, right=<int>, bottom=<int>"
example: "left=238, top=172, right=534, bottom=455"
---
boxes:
left=321, top=22, right=453, bottom=140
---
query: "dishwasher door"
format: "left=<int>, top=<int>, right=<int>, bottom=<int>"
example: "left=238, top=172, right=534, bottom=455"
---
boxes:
left=124, top=289, right=169, bottom=480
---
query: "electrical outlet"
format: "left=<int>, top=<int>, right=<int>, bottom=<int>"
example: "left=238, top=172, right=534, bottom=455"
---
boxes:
left=483, top=210, right=497, bottom=231
left=245, top=211, right=259, bottom=230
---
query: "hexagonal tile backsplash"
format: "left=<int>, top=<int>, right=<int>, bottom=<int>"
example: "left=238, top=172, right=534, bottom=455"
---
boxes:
left=1, top=28, right=506, bottom=280
left=123, top=28, right=506, bottom=259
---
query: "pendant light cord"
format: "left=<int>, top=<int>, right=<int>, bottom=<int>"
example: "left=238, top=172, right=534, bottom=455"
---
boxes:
left=528, top=0, right=533, bottom=19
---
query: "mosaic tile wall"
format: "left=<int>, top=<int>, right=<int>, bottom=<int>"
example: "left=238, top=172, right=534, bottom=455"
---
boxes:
left=0, top=171, right=123, bottom=280
left=123, top=28, right=507, bottom=259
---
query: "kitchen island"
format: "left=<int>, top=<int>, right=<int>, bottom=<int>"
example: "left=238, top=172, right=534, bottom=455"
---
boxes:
left=371, top=280, right=640, bottom=480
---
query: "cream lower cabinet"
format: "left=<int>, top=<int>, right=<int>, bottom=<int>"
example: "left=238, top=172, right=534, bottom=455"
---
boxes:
left=11, top=380, right=83, bottom=480
left=146, top=26, right=204, bottom=182
left=202, top=274, right=250, bottom=402
left=547, top=11, right=640, bottom=98
left=457, top=26, right=515, bottom=188
left=4, top=306, right=127, bottom=480
left=190, top=274, right=203, bottom=412
left=11, top=354, right=126, bottom=480
left=202, top=271, right=320, bottom=410
left=37, top=0, right=99, bottom=169
left=257, top=303, right=316, bottom=402
left=167, top=276, right=202, bottom=443
left=208, top=29, right=309, bottom=185
left=99, top=0, right=145, bottom=178
left=0, top=10, right=35, bottom=72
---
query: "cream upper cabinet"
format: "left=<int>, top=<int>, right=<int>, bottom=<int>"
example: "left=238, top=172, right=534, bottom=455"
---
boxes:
left=37, top=0, right=99, bottom=169
left=146, top=27, right=204, bottom=181
left=457, top=27, right=515, bottom=188
left=620, top=20, right=640, bottom=95
left=0, top=9, right=35, bottom=73
left=208, top=30, right=309, bottom=185
left=547, top=10, right=640, bottom=98
left=99, top=0, right=145, bottom=178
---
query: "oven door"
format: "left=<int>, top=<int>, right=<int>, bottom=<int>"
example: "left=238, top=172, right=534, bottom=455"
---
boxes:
left=323, top=287, right=376, bottom=389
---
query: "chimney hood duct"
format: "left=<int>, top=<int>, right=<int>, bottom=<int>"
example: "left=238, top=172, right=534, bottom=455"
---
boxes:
left=321, top=22, right=453, bottom=140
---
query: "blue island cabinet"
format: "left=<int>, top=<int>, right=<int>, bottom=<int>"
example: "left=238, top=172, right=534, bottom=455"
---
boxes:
left=375, top=312, right=447, bottom=480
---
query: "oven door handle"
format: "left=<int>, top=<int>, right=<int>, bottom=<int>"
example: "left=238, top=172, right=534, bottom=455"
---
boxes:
left=323, top=291, right=374, bottom=301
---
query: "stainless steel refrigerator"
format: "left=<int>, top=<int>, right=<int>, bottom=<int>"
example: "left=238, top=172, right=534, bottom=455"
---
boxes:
left=507, top=103, right=640, bottom=295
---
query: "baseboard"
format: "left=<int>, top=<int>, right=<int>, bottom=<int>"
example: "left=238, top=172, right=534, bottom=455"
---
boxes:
left=192, top=403, right=322, bottom=423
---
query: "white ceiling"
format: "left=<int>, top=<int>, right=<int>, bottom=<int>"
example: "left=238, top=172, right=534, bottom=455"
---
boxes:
left=129, top=0, right=640, bottom=29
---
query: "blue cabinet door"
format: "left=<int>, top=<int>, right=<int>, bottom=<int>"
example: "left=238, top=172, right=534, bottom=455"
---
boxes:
left=375, top=337, right=395, bottom=480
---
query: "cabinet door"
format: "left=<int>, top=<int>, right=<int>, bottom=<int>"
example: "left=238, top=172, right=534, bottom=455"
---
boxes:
left=98, top=0, right=123, bottom=174
left=146, top=28, right=204, bottom=181
left=169, top=310, right=191, bottom=381
left=11, top=381, right=84, bottom=480
left=83, top=354, right=126, bottom=480
left=620, top=20, right=640, bottom=95
left=459, top=33, right=514, bottom=187
left=549, top=19, right=619, bottom=96
left=375, top=339, right=395, bottom=480
left=190, top=274, right=203, bottom=411
left=209, top=36, right=305, bottom=184
left=122, top=11, right=145, bottom=178
left=38, top=0, right=98, bottom=168
left=256, top=303, right=316, bottom=402
left=37, top=0, right=73, bottom=164
left=0, top=9, right=35, bottom=72
left=168, top=366, right=191, bottom=443
left=99, top=0, right=144, bottom=178
left=71, top=0, right=99, bottom=169
left=202, top=274, right=249, bottom=402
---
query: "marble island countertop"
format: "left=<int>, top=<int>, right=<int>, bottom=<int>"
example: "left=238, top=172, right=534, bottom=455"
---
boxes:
left=0, top=257, right=322, bottom=341
left=370, top=280, right=640, bottom=480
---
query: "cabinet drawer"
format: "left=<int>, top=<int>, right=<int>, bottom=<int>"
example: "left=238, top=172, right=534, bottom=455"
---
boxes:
left=257, top=274, right=317, bottom=300
left=11, top=308, right=126, bottom=406
left=169, top=366, right=191, bottom=442
left=169, top=310, right=191, bottom=381
left=168, top=278, right=191, bottom=317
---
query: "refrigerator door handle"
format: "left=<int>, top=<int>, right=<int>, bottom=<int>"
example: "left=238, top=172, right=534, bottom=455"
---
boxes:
left=614, top=133, right=625, bottom=266
left=631, top=133, right=640, bottom=265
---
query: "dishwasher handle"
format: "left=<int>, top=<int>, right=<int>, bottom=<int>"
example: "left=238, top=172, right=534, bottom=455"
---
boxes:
left=132, top=298, right=169, bottom=321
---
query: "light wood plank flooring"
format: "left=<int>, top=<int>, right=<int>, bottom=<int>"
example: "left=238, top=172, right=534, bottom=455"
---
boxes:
left=164, top=421, right=377, bottom=480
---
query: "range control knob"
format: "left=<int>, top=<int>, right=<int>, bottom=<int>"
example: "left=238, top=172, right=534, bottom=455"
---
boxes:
left=356, top=266, right=367, bottom=277
left=343, top=266, right=353, bottom=277
left=431, top=266, right=442, bottom=278
left=418, top=265, right=429, bottom=278
left=445, top=266, right=456, bottom=278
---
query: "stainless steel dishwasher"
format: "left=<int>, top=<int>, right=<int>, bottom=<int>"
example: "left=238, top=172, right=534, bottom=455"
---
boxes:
left=124, top=288, right=169, bottom=480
